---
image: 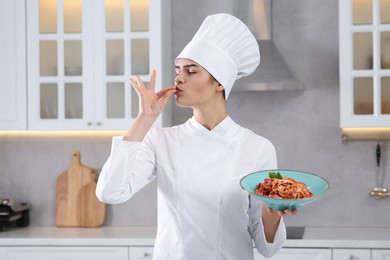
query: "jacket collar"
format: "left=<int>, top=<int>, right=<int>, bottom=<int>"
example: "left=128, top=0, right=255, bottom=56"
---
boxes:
left=188, top=116, right=238, bottom=137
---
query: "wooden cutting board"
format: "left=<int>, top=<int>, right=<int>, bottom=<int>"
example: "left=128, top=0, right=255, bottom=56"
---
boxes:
left=56, top=151, right=105, bottom=227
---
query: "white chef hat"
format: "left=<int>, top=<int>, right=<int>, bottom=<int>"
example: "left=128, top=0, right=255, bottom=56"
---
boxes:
left=176, top=13, right=260, bottom=100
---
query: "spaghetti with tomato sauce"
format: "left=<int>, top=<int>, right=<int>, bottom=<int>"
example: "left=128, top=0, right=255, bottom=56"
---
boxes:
left=255, top=176, right=313, bottom=199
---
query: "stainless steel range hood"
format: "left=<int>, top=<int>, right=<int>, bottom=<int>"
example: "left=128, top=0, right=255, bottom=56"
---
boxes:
left=232, top=0, right=304, bottom=91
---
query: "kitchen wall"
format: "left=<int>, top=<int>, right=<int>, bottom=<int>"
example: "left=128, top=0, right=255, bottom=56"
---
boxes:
left=171, top=0, right=390, bottom=228
left=1, top=0, right=390, bottom=228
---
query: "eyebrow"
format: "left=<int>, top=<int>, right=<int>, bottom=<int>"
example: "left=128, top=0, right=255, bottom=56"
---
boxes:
left=174, top=64, right=199, bottom=69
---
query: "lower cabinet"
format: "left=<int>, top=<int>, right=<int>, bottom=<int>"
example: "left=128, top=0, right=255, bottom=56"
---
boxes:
left=0, top=246, right=155, bottom=260
left=1, top=246, right=389, bottom=259
left=254, top=248, right=390, bottom=260
left=129, top=246, right=154, bottom=260
left=333, top=249, right=371, bottom=260
left=254, top=248, right=332, bottom=260
left=0, top=247, right=128, bottom=260
left=373, top=250, right=390, bottom=260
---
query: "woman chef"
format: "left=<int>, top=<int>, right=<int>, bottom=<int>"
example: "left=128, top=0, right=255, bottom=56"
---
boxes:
left=96, top=13, right=297, bottom=260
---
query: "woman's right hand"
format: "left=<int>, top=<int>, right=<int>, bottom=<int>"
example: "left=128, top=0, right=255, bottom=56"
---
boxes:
left=130, top=70, right=176, bottom=120
left=124, top=70, right=176, bottom=142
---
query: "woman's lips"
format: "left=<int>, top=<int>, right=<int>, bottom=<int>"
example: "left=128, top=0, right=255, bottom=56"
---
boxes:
left=175, top=86, right=183, bottom=94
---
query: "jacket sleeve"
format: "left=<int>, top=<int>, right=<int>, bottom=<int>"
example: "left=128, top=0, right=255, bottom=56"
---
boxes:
left=247, top=139, right=287, bottom=258
left=96, top=131, right=157, bottom=204
left=248, top=197, right=287, bottom=258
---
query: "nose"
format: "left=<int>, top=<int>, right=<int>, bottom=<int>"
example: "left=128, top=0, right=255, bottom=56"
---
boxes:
left=175, top=72, right=185, bottom=85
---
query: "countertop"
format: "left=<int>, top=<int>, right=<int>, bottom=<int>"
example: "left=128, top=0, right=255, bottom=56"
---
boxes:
left=0, top=226, right=156, bottom=246
left=286, top=227, right=390, bottom=248
left=1, top=226, right=390, bottom=249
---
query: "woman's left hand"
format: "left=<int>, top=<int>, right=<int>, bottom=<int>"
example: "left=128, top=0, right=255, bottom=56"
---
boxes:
left=265, top=206, right=299, bottom=216
left=261, top=204, right=298, bottom=243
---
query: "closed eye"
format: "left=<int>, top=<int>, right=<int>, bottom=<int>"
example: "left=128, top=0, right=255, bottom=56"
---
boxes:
left=175, top=64, right=199, bottom=76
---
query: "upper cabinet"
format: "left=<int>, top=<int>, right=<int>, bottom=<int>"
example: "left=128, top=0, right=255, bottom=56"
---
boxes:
left=339, top=0, right=390, bottom=128
left=0, top=0, right=27, bottom=130
left=25, top=0, right=171, bottom=130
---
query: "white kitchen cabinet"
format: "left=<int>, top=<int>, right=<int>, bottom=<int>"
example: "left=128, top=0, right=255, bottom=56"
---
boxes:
left=254, top=248, right=332, bottom=260
left=333, top=249, right=371, bottom=260
left=26, top=0, right=172, bottom=131
left=0, top=246, right=128, bottom=260
left=373, top=249, right=390, bottom=260
left=0, top=0, right=27, bottom=130
left=129, top=246, right=154, bottom=259
left=339, top=0, right=390, bottom=128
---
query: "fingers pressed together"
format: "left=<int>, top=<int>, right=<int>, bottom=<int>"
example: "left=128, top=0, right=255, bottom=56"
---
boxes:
left=267, top=207, right=299, bottom=216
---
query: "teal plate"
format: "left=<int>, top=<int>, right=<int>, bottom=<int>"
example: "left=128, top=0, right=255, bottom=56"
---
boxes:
left=240, top=170, right=330, bottom=211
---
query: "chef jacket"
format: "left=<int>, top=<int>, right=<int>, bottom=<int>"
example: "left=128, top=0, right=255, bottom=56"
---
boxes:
left=96, top=116, right=286, bottom=260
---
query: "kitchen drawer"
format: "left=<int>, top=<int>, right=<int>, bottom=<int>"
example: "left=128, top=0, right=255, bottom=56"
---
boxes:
left=333, top=249, right=371, bottom=260
left=129, top=246, right=154, bottom=260
left=373, top=249, right=390, bottom=260
left=255, top=248, right=332, bottom=260
left=0, top=246, right=128, bottom=260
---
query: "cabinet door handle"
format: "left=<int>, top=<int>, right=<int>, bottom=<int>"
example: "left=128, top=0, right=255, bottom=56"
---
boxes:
left=87, top=122, right=93, bottom=126
left=349, top=255, right=355, bottom=260
left=96, top=122, right=102, bottom=126
left=144, top=252, right=153, bottom=258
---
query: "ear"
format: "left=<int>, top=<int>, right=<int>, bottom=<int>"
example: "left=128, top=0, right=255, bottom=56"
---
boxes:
left=216, top=83, right=224, bottom=92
